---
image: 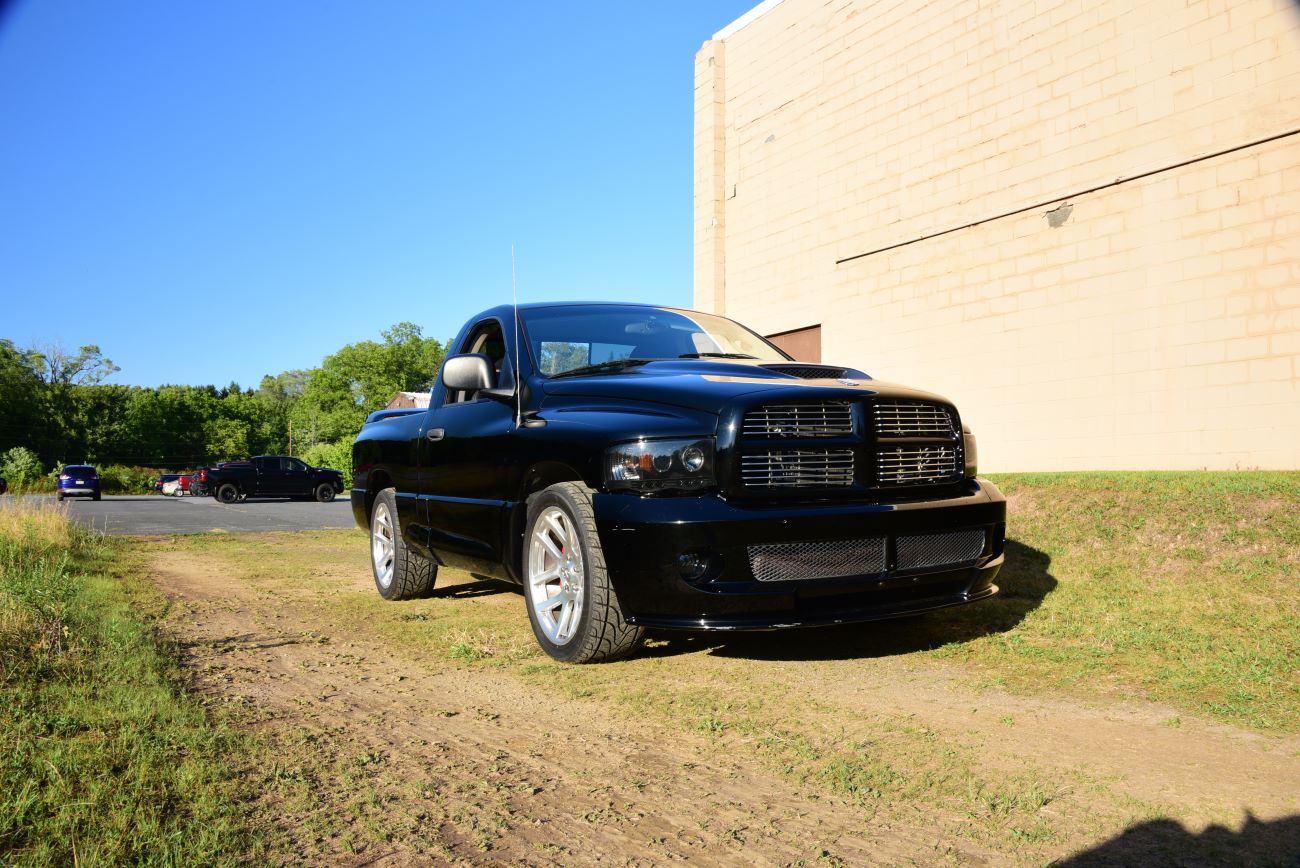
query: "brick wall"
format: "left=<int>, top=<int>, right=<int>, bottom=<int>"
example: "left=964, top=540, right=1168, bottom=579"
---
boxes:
left=695, top=0, right=1300, bottom=470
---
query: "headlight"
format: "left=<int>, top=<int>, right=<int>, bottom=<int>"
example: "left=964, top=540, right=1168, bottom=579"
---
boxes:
left=962, top=424, right=978, bottom=477
left=605, top=438, right=716, bottom=492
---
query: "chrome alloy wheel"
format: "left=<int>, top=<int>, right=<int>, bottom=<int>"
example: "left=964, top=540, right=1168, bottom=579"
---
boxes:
left=371, top=500, right=396, bottom=590
left=528, top=505, right=584, bottom=645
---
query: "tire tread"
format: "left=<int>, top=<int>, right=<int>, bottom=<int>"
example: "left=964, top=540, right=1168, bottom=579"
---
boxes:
left=373, top=488, right=436, bottom=600
left=529, top=482, right=644, bottom=663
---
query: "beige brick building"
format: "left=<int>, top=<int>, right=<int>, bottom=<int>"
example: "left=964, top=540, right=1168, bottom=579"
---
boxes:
left=694, top=0, right=1300, bottom=471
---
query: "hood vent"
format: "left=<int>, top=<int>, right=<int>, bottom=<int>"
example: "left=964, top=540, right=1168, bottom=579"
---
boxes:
left=761, top=364, right=850, bottom=380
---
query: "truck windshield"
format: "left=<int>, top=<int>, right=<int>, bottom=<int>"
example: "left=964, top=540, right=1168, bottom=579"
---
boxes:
left=520, top=306, right=790, bottom=376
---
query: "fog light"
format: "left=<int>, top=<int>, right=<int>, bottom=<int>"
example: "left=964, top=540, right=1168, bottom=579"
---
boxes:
left=676, top=552, right=713, bottom=582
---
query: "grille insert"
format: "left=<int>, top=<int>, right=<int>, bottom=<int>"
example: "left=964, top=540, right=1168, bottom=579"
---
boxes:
left=742, top=403, right=853, bottom=438
left=896, top=529, right=985, bottom=570
left=874, top=401, right=956, bottom=436
left=748, top=538, right=886, bottom=582
left=741, top=449, right=855, bottom=487
left=877, top=446, right=960, bottom=485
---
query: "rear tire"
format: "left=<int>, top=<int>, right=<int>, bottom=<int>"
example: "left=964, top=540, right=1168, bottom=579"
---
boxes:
left=314, top=483, right=336, bottom=503
left=523, top=482, right=644, bottom=663
left=370, top=488, right=436, bottom=600
left=216, top=483, right=239, bottom=504
left=56, top=492, right=64, bottom=502
left=92, top=492, right=101, bottom=501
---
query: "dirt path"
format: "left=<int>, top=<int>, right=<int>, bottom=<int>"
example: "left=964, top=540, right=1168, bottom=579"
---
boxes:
left=151, top=551, right=975, bottom=865
left=147, top=547, right=1300, bottom=865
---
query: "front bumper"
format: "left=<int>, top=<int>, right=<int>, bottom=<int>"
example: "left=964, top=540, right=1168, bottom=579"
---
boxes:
left=593, top=478, right=1006, bottom=630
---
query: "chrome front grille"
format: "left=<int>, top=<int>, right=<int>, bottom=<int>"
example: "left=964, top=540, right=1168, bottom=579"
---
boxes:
left=896, top=529, right=985, bottom=570
left=742, top=402, right=853, bottom=438
left=877, top=446, right=961, bottom=485
left=741, top=449, right=855, bottom=487
left=738, top=399, right=963, bottom=492
left=874, top=401, right=955, bottom=436
left=748, top=538, right=886, bottom=582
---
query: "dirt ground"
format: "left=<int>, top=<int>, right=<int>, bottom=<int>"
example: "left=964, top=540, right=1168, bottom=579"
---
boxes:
left=147, top=542, right=1300, bottom=866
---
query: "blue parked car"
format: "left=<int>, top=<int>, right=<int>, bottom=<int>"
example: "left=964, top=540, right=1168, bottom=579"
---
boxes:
left=57, top=465, right=101, bottom=501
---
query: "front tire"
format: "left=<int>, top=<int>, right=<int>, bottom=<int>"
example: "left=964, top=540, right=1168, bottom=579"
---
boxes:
left=216, top=483, right=239, bottom=504
left=370, top=488, right=436, bottom=600
left=524, top=482, right=644, bottom=663
left=314, top=483, right=336, bottom=503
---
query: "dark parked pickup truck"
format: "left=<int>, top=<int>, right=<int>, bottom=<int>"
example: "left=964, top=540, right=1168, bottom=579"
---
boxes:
left=204, top=456, right=344, bottom=504
left=352, top=302, right=1006, bottom=663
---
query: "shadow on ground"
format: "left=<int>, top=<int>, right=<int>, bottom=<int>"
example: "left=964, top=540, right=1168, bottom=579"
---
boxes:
left=436, top=577, right=517, bottom=600
left=1058, top=813, right=1300, bottom=867
left=641, top=538, right=1056, bottom=662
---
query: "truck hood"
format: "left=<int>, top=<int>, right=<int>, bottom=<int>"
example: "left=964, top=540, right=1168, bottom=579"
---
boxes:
left=538, top=360, right=955, bottom=415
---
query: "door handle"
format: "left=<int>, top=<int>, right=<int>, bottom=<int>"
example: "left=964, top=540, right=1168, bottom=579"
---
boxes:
left=425, top=428, right=445, bottom=442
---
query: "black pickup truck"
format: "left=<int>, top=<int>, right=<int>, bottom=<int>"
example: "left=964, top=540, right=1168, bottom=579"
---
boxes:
left=352, top=302, right=1006, bottom=663
left=203, top=456, right=344, bottom=504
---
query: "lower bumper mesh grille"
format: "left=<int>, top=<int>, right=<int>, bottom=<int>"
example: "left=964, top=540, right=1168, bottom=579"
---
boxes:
left=746, top=529, right=987, bottom=582
left=748, top=538, right=886, bottom=582
left=896, top=529, right=985, bottom=570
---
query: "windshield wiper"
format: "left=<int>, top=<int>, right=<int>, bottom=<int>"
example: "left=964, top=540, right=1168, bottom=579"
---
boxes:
left=549, top=358, right=658, bottom=379
left=678, top=352, right=759, bottom=359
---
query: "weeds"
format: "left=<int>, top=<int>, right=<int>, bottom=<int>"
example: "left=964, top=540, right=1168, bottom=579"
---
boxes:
left=0, top=500, right=251, bottom=865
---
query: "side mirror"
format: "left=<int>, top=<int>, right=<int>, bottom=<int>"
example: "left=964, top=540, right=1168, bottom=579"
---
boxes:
left=442, top=354, right=494, bottom=391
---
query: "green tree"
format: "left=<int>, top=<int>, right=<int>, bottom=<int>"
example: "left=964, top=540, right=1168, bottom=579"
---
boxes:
left=30, top=343, right=122, bottom=463
left=290, top=323, right=444, bottom=449
left=253, top=370, right=308, bottom=454
left=202, top=416, right=251, bottom=462
left=0, top=340, right=45, bottom=455
left=33, top=343, right=120, bottom=386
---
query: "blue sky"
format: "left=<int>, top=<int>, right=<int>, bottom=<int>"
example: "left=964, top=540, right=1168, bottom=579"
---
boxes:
left=0, top=0, right=756, bottom=388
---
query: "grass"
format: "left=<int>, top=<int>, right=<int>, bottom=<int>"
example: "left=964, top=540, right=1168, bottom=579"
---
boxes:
left=0, top=499, right=252, bottom=866
left=927, top=471, right=1300, bottom=731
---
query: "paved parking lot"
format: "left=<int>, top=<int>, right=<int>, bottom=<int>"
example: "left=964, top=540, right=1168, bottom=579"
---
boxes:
left=7, top=494, right=359, bottom=535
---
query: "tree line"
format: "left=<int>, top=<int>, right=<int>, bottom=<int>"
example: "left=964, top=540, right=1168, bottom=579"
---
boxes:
left=0, top=323, right=445, bottom=491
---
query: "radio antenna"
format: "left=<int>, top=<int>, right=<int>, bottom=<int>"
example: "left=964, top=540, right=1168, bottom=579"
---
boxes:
left=511, top=243, right=522, bottom=429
